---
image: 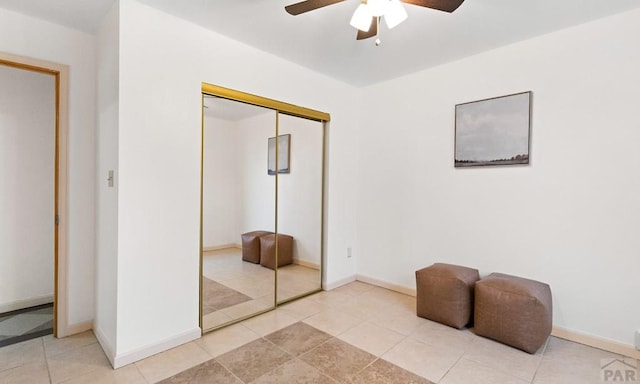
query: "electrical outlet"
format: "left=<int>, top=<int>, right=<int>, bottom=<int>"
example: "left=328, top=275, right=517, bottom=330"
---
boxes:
left=347, top=247, right=352, bottom=258
left=635, top=329, right=640, bottom=350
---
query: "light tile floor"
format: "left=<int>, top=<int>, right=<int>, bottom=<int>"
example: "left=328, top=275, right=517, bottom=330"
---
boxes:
left=0, top=281, right=637, bottom=383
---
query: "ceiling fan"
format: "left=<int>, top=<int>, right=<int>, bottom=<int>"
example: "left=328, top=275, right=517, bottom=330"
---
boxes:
left=285, top=0, right=465, bottom=42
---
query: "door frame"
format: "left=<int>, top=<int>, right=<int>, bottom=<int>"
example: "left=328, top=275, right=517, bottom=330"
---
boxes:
left=0, top=52, right=69, bottom=337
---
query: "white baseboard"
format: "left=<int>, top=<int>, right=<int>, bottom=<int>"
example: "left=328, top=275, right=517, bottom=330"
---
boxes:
left=292, top=258, right=320, bottom=270
left=203, top=244, right=241, bottom=252
left=356, top=274, right=416, bottom=297
left=112, top=327, right=201, bottom=369
left=324, top=275, right=356, bottom=291
left=94, top=325, right=116, bottom=366
left=552, top=326, right=640, bottom=359
left=0, top=295, right=54, bottom=313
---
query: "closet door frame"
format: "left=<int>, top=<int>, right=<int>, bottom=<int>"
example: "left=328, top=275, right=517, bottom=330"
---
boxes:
left=200, top=83, right=330, bottom=332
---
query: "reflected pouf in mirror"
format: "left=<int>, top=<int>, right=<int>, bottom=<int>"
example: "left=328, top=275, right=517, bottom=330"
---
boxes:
left=260, top=234, right=293, bottom=270
left=241, top=230, right=274, bottom=263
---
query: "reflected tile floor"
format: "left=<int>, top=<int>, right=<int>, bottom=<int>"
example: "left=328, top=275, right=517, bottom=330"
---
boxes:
left=1, top=282, right=637, bottom=384
left=202, top=248, right=322, bottom=330
left=0, top=304, right=53, bottom=348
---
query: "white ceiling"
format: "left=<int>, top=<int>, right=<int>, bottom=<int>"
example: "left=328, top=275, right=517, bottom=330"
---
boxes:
left=0, top=0, right=114, bottom=33
left=1, top=0, right=639, bottom=86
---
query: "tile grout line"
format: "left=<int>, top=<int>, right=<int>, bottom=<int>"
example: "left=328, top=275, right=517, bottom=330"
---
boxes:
left=184, top=340, right=219, bottom=383
left=42, top=337, right=53, bottom=384
left=351, top=355, right=382, bottom=380
left=377, top=331, right=410, bottom=362
left=213, top=318, right=431, bottom=382
left=132, top=363, right=152, bottom=384
left=295, top=334, right=367, bottom=383
left=436, top=351, right=465, bottom=384
left=343, top=315, right=407, bottom=354
left=210, top=357, right=246, bottom=384
left=215, top=332, right=296, bottom=383
left=293, top=321, right=427, bottom=383
left=137, top=340, right=212, bottom=384
left=529, top=337, right=552, bottom=384
left=450, top=333, right=545, bottom=384
left=262, top=322, right=362, bottom=382
left=438, top=334, right=484, bottom=383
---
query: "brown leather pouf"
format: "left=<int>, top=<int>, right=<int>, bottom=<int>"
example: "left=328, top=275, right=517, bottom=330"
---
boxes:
left=474, top=273, right=552, bottom=354
left=240, top=230, right=273, bottom=263
left=415, top=263, right=480, bottom=329
left=259, top=233, right=294, bottom=270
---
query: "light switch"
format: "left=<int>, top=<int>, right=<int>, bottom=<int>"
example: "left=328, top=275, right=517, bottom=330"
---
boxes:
left=107, top=170, right=114, bottom=187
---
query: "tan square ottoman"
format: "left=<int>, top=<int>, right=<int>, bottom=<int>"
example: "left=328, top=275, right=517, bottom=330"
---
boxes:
left=415, top=263, right=480, bottom=329
left=474, top=273, right=552, bottom=353
left=241, top=230, right=273, bottom=264
left=259, top=233, right=294, bottom=270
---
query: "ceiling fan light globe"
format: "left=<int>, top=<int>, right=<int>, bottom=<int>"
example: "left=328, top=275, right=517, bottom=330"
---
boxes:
left=366, top=0, right=388, bottom=17
left=350, top=4, right=372, bottom=31
left=385, top=0, right=407, bottom=29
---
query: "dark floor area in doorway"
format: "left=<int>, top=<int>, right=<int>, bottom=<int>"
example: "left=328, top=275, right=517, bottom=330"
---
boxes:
left=0, top=303, right=53, bottom=348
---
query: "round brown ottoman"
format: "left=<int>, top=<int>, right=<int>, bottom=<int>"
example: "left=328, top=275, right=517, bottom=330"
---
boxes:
left=415, top=263, right=480, bottom=329
left=474, top=273, right=552, bottom=353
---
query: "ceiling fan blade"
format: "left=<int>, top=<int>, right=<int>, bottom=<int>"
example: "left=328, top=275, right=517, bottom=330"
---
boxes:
left=356, top=17, right=378, bottom=40
left=401, top=0, right=465, bottom=13
left=285, top=0, right=346, bottom=15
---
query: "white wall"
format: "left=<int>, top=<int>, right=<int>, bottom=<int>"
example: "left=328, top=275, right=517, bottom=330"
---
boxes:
left=236, top=113, right=277, bottom=234
left=112, top=0, right=360, bottom=364
left=203, top=111, right=281, bottom=248
left=0, top=8, right=96, bottom=328
left=95, top=1, right=120, bottom=360
left=202, top=114, right=241, bottom=247
left=357, top=8, right=640, bottom=347
left=0, top=65, right=55, bottom=311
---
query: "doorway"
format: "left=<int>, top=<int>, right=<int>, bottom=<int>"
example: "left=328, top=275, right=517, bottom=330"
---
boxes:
left=0, top=53, right=68, bottom=342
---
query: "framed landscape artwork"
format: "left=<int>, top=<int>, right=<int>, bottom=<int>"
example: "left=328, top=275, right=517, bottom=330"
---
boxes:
left=267, top=134, right=291, bottom=175
left=455, top=91, right=532, bottom=167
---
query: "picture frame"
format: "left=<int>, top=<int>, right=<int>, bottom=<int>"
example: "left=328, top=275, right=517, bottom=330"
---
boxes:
left=267, top=134, right=291, bottom=175
left=455, top=91, right=532, bottom=167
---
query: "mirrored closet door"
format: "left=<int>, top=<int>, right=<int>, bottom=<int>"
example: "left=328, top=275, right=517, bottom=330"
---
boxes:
left=201, top=84, right=329, bottom=333
left=276, top=113, right=323, bottom=304
left=201, top=95, right=276, bottom=331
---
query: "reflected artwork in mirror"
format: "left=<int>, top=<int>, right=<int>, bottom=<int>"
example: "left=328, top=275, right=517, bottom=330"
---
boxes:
left=268, top=134, right=290, bottom=175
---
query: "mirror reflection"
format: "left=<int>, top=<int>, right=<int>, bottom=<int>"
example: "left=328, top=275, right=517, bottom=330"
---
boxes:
left=201, top=95, right=276, bottom=331
left=201, top=86, right=327, bottom=332
left=276, top=113, right=323, bottom=303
